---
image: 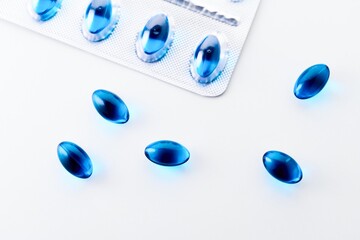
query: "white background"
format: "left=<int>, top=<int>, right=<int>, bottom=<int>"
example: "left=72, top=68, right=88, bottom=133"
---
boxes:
left=1, top=0, right=360, bottom=239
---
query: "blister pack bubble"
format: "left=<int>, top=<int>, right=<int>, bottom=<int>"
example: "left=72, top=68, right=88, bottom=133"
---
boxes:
left=0, top=0, right=260, bottom=97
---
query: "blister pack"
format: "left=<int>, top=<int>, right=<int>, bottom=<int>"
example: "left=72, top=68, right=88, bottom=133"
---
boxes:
left=0, top=0, right=260, bottom=96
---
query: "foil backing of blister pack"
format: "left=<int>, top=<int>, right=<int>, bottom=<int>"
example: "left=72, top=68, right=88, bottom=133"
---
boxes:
left=0, top=0, right=260, bottom=97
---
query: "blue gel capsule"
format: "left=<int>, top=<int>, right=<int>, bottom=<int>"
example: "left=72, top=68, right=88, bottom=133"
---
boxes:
left=190, top=33, right=229, bottom=84
left=82, top=0, right=120, bottom=42
left=263, top=151, right=302, bottom=184
left=92, top=89, right=129, bottom=124
left=57, top=141, right=93, bottom=179
left=145, top=140, right=190, bottom=167
left=28, top=0, right=62, bottom=21
left=294, top=64, right=330, bottom=99
left=136, top=13, right=174, bottom=63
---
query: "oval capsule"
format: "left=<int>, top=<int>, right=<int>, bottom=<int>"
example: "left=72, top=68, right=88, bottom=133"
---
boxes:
left=263, top=150, right=302, bottom=184
left=145, top=140, right=190, bottom=166
left=294, top=64, right=330, bottom=99
left=57, top=141, right=93, bottom=179
left=190, top=33, right=229, bottom=84
left=82, top=0, right=120, bottom=42
left=29, top=0, right=62, bottom=21
left=92, top=89, right=129, bottom=124
left=136, top=13, right=174, bottom=62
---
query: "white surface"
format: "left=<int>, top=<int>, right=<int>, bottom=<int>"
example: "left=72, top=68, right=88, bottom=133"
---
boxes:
left=1, top=0, right=360, bottom=239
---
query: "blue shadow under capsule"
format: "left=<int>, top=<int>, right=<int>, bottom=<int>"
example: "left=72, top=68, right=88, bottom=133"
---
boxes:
left=263, top=150, right=302, bottom=184
left=136, top=13, right=174, bottom=63
left=29, top=0, right=62, bottom=21
left=57, top=141, right=93, bottom=179
left=190, top=33, right=229, bottom=84
left=145, top=140, right=190, bottom=167
left=92, top=89, right=129, bottom=124
left=294, top=64, right=330, bottom=99
left=82, top=0, right=120, bottom=42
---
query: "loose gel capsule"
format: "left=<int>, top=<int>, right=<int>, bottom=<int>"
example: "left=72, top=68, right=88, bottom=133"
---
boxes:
left=294, top=64, right=330, bottom=99
left=57, top=141, right=93, bottom=179
left=92, top=89, right=129, bottom=124
left=28, top=0, right=62, bottom=21
left=145, top=140, right=190, bottom=166
left=263, top=150, right=302, bottom=184
left=82, top=0, right=120, bottom=42
left=190, top=33, right=229, bottom=84
left=136, top=13, right=174, bottom=63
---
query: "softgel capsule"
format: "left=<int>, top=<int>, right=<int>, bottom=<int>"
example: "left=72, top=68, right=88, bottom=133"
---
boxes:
left=0, top=0, right=260, bottom=96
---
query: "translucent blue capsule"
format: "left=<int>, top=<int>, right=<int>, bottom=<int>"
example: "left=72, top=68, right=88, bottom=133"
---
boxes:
left=81, top=0, right=120, bottom=42
left=92, top=89, right=129, bottom=124
left=145, top=140, right=190, bottom=167
left=57, top=141, right=93, bottom=179
left=294, top=64, right=330, bottom=99
left=263, top=151, right=302, bottom=184
left=190, top=33, right=229, bottom=84
left=136, top=13, right=174, bottom=63
left=28, top=0, right=62, bottom=21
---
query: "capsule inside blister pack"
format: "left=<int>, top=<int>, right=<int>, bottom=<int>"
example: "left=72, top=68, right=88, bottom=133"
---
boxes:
left=81, top=0, right=120, bottom=42
left=3, top=0, right=261, bottom=96
left=190, top=32, right=229, bottom=84
left=136, top=13, right=175, bottom=63
left=28, top=0, right=63, bottom=21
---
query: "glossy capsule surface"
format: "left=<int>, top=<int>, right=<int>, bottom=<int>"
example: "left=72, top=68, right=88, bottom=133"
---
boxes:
left=29, top=0, right=62, bottom=21
left=194, top=35, right=220, bottom=77
left=57, top=142, right=93, bottom=179
left=92, top=89, right=129, bottom=124
left=190, top=33, right=228, bottom=84
left=85, top=0, right=112, bottom=33
left=82, top=0, right=120, bottom=42
left=136, top=13, right=174, bottom=62
left=294, top=64, right=330, bottom=99
left=263, top=150, right=302, bottom=184
left=145, top=140, right=190, bottom=166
